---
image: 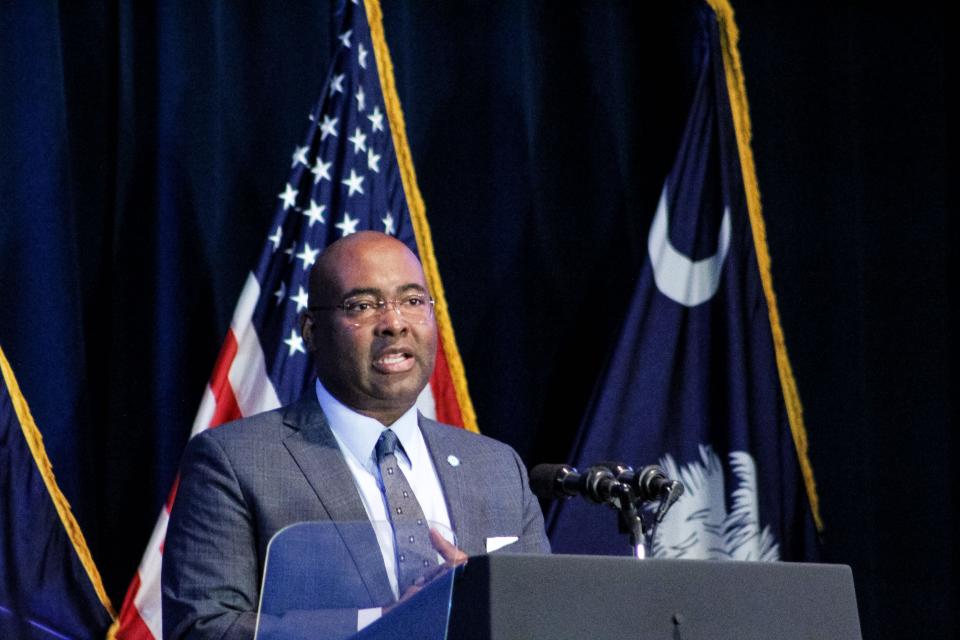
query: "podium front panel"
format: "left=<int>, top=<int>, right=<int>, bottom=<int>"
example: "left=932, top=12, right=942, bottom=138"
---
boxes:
left=449, top=555, right=861, bottom=640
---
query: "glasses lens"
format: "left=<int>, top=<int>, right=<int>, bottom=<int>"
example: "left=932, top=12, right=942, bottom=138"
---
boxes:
left=341, top=297, right=380, bottom=321
left=397, top=295, right=433, bottom=322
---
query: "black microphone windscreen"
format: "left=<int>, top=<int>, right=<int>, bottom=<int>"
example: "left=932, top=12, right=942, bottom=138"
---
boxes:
left=529, top=464, right=571, bottom=499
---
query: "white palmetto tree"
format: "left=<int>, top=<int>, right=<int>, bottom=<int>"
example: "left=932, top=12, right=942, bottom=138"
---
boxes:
left=652, top=445, right=780, bottom=561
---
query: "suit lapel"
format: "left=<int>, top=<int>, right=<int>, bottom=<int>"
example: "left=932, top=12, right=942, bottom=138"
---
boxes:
left=282, top=395, right=394, bottom=604
left=419, top=416, right=480, bottom=555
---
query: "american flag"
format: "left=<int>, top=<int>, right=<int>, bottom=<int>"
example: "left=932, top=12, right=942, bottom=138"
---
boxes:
left=110, top=1, right=475, bottom=637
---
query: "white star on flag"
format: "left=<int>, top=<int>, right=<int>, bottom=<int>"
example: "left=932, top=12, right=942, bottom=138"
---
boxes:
left=342, top=169, right=364, bottom=196
left=338, top=29, right=352, bottom=48
left=278, top=184, right=298, bottom=210
left=312, top=158, right=332, bottom=183
left=290, top=286, right=310, bottom=312
left=329, top=73, right=345, bottom=96
left=283, top=242, right=297, bottom=262
left=348, top=128, right=367, bottom=154
left=336, top=213, right=360, bottom=236
left=296, top=242, right=319, bottom=271
left=367, top=148, right=381, bottom=173
left=291, top=146, right=309, bottom=168
left=283, top=329, right=306, bottom=356
left=355, top=86, right=366, bottom=112
left=273, top=281, right=287, bottom=306
left=268, top=226, right=283, bottom=251
left=358, top=43, right=368, bottom=69
left=382, top=212, right=395, bottom=235
left=368, top=106, right=384, bottom=132
left=303, top=200, right=326, bottom=227
left=320, top=115, right=338, bottom=140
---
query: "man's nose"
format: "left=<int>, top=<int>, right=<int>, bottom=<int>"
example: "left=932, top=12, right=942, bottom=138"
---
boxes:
left=375, top=302, right=408, bottom=334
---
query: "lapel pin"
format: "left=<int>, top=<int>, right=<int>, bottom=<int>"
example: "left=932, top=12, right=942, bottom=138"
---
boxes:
left=447, top=455, right=460, bottom=467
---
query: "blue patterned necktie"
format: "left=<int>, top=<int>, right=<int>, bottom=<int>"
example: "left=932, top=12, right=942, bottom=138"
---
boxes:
left=375, top=429, right=438, bottom=592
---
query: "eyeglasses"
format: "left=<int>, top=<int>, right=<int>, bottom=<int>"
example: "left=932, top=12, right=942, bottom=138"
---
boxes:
left=311, top=293, right=435, bottom=326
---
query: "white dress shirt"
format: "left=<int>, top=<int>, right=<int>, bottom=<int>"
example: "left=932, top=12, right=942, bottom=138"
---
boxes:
left=315, top=379, right=453, bottom=622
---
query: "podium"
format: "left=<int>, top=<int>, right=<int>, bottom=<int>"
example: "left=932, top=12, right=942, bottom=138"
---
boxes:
left=445, top=554, right=862, bottom=639
left=255, top=523, right=861, bottom=640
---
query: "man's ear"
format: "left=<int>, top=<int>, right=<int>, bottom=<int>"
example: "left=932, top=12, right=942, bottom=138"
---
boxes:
left=299, top=311, right=315, bottom=352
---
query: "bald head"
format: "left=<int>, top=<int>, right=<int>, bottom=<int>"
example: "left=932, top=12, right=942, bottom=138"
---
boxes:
left=308, top=231, right=423, bottom=308
left=300, top=231, right=437, bottom=425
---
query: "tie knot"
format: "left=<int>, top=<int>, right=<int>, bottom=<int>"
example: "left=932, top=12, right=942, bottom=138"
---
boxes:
left=375, top=429, right=400, bottom=462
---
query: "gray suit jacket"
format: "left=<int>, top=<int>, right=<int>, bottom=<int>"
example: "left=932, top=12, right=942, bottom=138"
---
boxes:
left=161, top=393, right=550, bottom=640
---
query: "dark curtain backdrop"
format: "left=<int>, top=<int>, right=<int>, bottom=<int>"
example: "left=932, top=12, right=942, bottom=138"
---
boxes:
left=0, top=2, right=950, bottom=638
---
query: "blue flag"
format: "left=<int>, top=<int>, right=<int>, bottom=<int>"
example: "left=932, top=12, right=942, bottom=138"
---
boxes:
left=546, top=3, right=821, bottom=561
left=1, top=346, right=114, bottom=639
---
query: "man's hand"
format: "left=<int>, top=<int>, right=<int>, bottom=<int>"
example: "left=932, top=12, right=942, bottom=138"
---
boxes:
left=385, top=528, right=468, bottom=613
left=428, top=527, right=468, bottom=568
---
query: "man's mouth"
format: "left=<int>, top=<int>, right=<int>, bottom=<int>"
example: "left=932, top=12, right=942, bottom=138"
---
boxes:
left=373, top=350, right=415, bottom=374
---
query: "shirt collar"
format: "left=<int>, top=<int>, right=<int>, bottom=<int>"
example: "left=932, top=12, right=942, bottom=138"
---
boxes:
left=315, top=379, right=420, bottom=470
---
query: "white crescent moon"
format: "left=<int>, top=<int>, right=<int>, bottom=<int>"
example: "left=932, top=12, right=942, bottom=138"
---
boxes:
left=647, top=184, right=731, bottom=307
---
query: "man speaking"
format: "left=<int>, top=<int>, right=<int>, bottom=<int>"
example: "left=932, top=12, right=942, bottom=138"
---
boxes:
left=162, top=231, right=550, bottom=639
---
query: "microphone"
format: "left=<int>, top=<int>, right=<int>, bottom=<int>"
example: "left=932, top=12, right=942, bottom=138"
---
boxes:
left=598, top=462, right=685, bottom=522
left=598, top=462, right=682, bottom=502
left=529, top=464, right=629, bottom=504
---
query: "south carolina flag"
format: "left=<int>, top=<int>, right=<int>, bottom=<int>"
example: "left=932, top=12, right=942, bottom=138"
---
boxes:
left=547, top=0, right=821, bottom=562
